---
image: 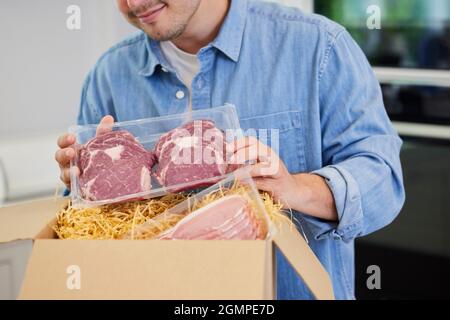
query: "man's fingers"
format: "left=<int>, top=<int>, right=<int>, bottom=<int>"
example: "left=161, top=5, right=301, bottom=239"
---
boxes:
left=250, top=160, right=280, bottom=177
left=57, top=115, right=114, bottom=189
left=60, top=167, right=71, bottom=185
left=57, top=133, right=76, bottom=149
left=253, top=177, right=275, bottom=195
left=227, top=136, right=259, bottom=154
left=229, top=142, right=272, bottom=165
left=55, top=147, right=76, bottom=167
left=234, top=159, right=281, bottom=179
left=233, top=168, right=274, bottom=196
left=229, top=144, right=259, bottom=165
left=96, top=115, right=115, bottom=136
left=60, top=166, right=80, bottom=188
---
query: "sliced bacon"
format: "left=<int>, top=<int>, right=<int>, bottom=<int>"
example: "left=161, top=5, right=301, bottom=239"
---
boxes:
left=158, top=195, right=267, bottom=240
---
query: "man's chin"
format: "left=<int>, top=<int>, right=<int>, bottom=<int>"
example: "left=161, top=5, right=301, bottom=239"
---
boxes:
left=141, top=24, right=185, bottom=42
left=144, top=30, right=168, bottom=41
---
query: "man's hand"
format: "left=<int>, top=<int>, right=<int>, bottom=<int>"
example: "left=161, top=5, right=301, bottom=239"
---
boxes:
left=228, top=136, right=338, bottom=221
left=55, top=115, right=114, bottom=189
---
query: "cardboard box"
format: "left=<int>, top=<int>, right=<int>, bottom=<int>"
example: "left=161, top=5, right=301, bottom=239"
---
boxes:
left=0, top=197, right=334, bottom=300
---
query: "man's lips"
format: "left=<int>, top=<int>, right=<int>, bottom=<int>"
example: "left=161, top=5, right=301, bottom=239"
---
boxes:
left=137, top=3, right=166, bottom=24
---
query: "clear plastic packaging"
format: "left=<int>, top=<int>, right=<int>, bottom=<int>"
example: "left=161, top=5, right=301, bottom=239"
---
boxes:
left=69, top=104, right=242, bottom=208
left=124, top=172, right=274, bottom=240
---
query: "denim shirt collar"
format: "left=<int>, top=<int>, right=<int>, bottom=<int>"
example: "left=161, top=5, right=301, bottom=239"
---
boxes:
left=211, top=0, right=248, bottom=62
left=139, top=38, right=165, bottom=77
left=139, top=0, right=248, bottom=77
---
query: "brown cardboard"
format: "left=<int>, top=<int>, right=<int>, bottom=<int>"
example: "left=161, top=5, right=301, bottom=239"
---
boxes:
left=0, top=198, right=66, bottom=243
left=0, top=198, right=334, bottom=300
left=20, top=240, right=273, bottom=300
left=273, top=221, right=335, bottom=300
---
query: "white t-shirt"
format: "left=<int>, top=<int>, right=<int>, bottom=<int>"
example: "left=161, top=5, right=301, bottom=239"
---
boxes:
left=160, top=41, right=200, bottom=111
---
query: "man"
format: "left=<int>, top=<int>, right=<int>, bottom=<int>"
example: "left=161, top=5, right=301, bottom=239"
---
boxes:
left=55, top=0, right=405, bottom=299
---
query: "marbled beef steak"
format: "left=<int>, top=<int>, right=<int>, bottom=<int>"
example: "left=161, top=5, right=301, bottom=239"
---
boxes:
left=77, top=130, right=155, bottom=201
left=153, top=120, right=229, bottom=191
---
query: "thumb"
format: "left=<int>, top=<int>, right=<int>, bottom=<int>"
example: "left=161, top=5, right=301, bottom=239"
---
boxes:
left=96, top=115, right=115, bottom=136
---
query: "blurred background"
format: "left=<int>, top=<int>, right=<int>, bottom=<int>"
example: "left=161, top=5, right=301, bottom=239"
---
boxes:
left=0, top=0, right=449, bottom=299
left=314, top=0, right=450, bottom=299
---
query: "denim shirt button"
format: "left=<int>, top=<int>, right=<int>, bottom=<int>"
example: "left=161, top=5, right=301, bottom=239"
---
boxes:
left=176, top=90, right=185, bottom=100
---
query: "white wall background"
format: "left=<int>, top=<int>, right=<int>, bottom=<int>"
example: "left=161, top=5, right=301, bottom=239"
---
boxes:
left=0, top=1, right=135, bottom=203
left=0, top=0, right=136, bottom=139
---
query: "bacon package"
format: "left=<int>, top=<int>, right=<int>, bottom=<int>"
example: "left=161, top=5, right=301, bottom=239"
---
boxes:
left=158, top=195, right=267, bottom=240
left=124, top=173, right=272, bottom=241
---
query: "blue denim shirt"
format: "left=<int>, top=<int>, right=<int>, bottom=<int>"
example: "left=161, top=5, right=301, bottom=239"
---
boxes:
left=77, top=0, right=405, bottom=300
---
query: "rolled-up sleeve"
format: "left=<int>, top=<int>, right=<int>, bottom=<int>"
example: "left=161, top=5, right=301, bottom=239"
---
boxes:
left=305, top=30, right=405, bottom=243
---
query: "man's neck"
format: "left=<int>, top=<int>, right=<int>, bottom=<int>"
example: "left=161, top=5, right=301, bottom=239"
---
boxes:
left=171, top=0, right=230, bottom=54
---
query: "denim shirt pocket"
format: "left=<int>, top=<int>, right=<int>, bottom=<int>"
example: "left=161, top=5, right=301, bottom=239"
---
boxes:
left=239, top=110, right=306, bottom=174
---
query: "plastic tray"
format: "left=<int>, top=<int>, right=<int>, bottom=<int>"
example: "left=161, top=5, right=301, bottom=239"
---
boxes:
left=69, top=104, right=242, bottom=208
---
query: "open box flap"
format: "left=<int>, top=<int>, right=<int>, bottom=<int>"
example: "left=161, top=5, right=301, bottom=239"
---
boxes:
left=0, top=197, right=67, bottom=244
left=272, top=219, right=335, bottom=300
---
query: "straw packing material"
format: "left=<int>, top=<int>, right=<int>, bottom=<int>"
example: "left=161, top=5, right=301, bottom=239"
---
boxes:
left=54, top=194, right=187, bottom=240
left=55, top=182, right=286, bottom=240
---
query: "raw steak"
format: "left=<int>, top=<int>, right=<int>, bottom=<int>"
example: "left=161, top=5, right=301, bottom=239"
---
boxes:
left=77, top=130, right=155, bottom=202
left=153, top=120, right=229, bottom=191
left=158, top=195, right=267, bottom=240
